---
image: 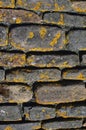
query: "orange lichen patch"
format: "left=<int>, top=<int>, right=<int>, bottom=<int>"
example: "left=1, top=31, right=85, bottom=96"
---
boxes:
left=33, top=2, right=42, bottom=11
left=50, top=32, right=61, bottom=47
left=39, top=27, right=47, bottom=39
left=15, top=18, right=22, bottom=23
left=58, top=14, right=64, bottom=25
left=55, top=3, right=65, bottom=11
left=4, top=126, right=13, bottom=130
left=28, top=32, right=34, bottom=39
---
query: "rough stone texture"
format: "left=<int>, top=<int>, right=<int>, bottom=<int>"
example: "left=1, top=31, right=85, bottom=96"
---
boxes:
left=0, top=26, right=8, bottom=47
left=42, top=120, right=83, bottom=129
left=44, top=13, right=86, bottom=27
left=6, top=68, right=61, bottom=83
left=56, top=105, right=86, bottom=118
left=24, top=106, right=55, bottom=121
left=0, top=52, right=25, bottom=68
left=0, top=84, right=33, bottom=103
left=35, top=83, right=86, bottom=105
left=9, top=25, right=65, bottom=52
left=0, top=105, right=21, bottom=121
left=27, top=54, right=79, bottom=68
left=0, top=69, right=5, bottom=81
left=0, top=123, right=41, bottom=130
left=66, top=30, right=86, bottom=51
left=62, top=68, right=86, bottom=80
left=0, top=0, right=15, bottom=8
left=81, top=54, right=86, bottom=65
left=0, top=9, right=41, bottom=24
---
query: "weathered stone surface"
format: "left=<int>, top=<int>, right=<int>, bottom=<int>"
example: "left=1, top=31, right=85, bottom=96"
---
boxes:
left=0, top=52, right=25, bottom=68
left=0, top=84, right=33, bottom=103
left=0, top=9, right=41, bottom=24
left=63, top=68, right=86, bottom=80
left=27, top=54, right=79, bottom=68
left=0, top=69, right=5, bottom=81
left=0, top=122, right=41, bottom=130
left=16, top=0, right=54, bottom=12
left=35, top=83, right=86, bottom=105
left=81, top=54, right=86, bottom=65
left=9, top=25, right=65, bottom=52
left=0, top=0, right=15, bottom=8
left=24, top=106, right=55, bottom=121
left=0, top=26, right=8, bottom=47
left=0, top=105, right=21, bottom=121
left=66, top=30, right=86, bottom=51
left=42, top=120, right=82, bottom=129
left=6, top=68, right=61, bottom=83
left=44, top=13, right=86, bottom=27
left=56, top=105, right=86, bottom=118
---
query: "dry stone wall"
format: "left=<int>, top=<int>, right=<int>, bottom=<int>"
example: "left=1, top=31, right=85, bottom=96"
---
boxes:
left=0, top=0, right=86, bottom=130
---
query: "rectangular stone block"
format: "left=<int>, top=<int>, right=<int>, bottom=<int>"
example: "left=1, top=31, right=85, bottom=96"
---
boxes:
left=62, top=68, right=86, bottom=80
left=0, top=122, right=41, bottom=130
left=44, top=13, right=86, bottom=27
left=0, top=105, right=21, bottom=121
left=35, top=83, right=86, bottom=105
left=0, top=9, right=41, bottom=24
left=81, top=53, right=86, bottom=65
left=66, top=30, right=86, bottom=51
left=0, top=84, right=33, bottom=103
left=0, top=26, right=8, bottom=47
left=0, top=52, right=25, bottom=68
left=0, top=0, right=15, bottom=8
left=9, top=25, right=65, bottom=52
left=27, top=54, right=79, bottom=68
left=42, top=120, right=82, bottom=129
left=24, top=106, right=55, bottom=121
left=56, top=105, right=86, bottom=118
left=0, top=69, right=5, bottom=81
left=6, top=68, right=61, bottom=83
left=16, top=0, right=54, bottom=12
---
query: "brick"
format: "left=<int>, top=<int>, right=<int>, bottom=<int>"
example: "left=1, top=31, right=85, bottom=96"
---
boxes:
left=0, top=69, right=5, bottom=81
left=62, top=68, right=86, bottom=81
left=0, top=9, right=41, bottom=24
left=9, top=25, right=65, bottom=52
left=42, top=120, right=82, bottom=129
left=56, top=105, right=86, bottom=118
left=6, top=68, right=61, bottom=83
left=0, top=105, right=21, bottom=121
left=16, top=0, right=54, bottom=12
left=0, top=122, right=41, bottom=130
left=0, top=52, right=25, bottom=68
left=44, top=13, right=86, bottom=27
left=0, top=84, right=33, bottom=103
left=35, top=83, right=86, bottom=105
left=0, top=26, right=8, bottom=47
left=27, top=54, right=79, bottom=68
left=66, top=30, right=86, bottom=51
left=0, top=0, right=15, bottom=8
left=24, top=106, right=55, bottom=121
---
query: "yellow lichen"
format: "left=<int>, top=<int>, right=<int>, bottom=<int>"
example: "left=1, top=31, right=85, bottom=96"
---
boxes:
left=77, top=73, right=85, bottom=80
left=58, top=14, right=64, bottom=25
left=33, top=2, right=42, bottom=11
left=39, top=27, right=47, bottom=39
left=27, top=55, right=35, bottom=65
left=25, top=113, right=30, bottom=119
left=50, top=32, right=61, bottom=47
left=73, top=7, right=86, bottom=13
left=55, top=3, right=65, bottom=11
left=16, top=18, right=22, bottom=23
left=56, top=110, right=67, bottom=118
left=42, top=109, right=46, bottom=112
left=39, top=73, right=49, bottom=80
left=17, top=0, right=23, bottom=6
left=5, top=126, right=13, bottom=130
left=29, top=48, right=53, bottom=52
left=28, top=32, right=34, bottom=39
left=0, top=1, right=3, bottom=7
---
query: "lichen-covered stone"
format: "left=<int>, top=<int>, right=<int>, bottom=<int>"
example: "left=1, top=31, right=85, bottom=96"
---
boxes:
left=9, top=25, right=65, bottom=52
left=24, top=106, right=55, bottom=121
left=0, top=52, right=25, bottom=68
left=0, top=69, right=5, bottom=81
left=6, top=68, right=61, bottom=83
left=0, top=105, right=21, bottom=121
left=27, top=54, right=79, bottom=68
left=0, top=0, right=15, bottom=8
left=44, top=13, right=86, bottom=27
left=42, top=119, right=83, bottom=129
left=0, top=84, right=33, bottom=103
left=66, top=30, right=86, bottom=51
left=0, top=122, right=41, bottom=130
left=0, top=9, right=41, bottom=24
left=0, top=26, right=8, bottom=47
left=81, top=54, right=86, bottom=65
left=62, top=68, right=86, bottom=80
left=56, top=105, right=86, bottom=118
left=35, top=83, right=86, bottom=105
